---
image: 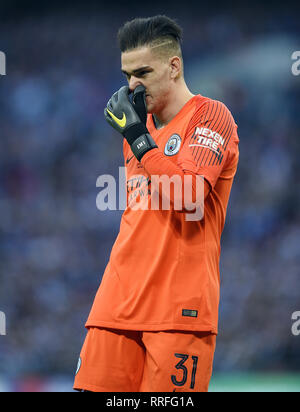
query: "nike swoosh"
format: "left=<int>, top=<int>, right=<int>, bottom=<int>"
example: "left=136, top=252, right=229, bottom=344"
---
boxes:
left=126, top=155, right=135, bottom=165
left=106, top=109, right=127, bottom=128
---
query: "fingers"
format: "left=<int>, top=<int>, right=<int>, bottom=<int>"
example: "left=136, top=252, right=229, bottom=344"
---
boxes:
left=133, top=85, right=146, bottom=100
left=132, top=85, right=147, bottom=125
left=104, top=108, right=113, bottom=126
left=118, top=85, right=130, bottom=100
left=107, top=98, right=113, bottom=112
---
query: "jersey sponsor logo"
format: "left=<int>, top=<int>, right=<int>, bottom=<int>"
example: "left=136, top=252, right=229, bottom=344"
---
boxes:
left=189, top=127, right=225, bottom=154
left=127, top=175, right=151, bottom=209
left=106, top=109, right=127, bottom=128
left=164, top=134, right=182, bottom=156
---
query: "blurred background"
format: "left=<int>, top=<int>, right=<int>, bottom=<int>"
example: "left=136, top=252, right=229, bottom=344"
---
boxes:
left=0, top=0, right=300, bottom=392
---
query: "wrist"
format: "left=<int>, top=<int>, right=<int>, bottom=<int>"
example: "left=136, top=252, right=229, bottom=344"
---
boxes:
left=122, top=119, right=158, bottom=162
left=123, top=123, right=149, bottom=145
left=128, top=133, right=158, bottom=162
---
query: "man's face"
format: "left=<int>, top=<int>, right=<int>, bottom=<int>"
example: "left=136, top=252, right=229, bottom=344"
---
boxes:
left=121, top=46, right=171, bottom=114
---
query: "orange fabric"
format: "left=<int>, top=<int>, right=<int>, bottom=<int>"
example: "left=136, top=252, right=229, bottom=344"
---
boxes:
left=73, top=327, right=216, bottom=392
left=86, top=94, right=239, bottom=333
left=74, top=328, right=145, bottom=392
left=133, top=148, right=212, bottom=209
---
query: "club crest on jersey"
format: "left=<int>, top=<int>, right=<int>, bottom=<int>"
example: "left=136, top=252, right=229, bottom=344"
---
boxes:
left=164, top=134, right=182, bottom=156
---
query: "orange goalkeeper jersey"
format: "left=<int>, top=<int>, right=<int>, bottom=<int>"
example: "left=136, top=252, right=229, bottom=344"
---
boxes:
left=86, top=94, right=239, bottom=334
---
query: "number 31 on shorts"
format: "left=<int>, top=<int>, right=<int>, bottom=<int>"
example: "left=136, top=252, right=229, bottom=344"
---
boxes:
left=171, top=353, right=199, bottom=389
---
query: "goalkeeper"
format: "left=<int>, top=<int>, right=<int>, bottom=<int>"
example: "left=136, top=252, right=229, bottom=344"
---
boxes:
left=74, top=15, right=239, bottom=392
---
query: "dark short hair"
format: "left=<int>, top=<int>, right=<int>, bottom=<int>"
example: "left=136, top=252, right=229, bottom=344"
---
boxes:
left=117, top=15, right=183, bottom=54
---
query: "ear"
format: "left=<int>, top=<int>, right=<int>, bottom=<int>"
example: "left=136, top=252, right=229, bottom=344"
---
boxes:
left=169, top=56, right=181, bottom=80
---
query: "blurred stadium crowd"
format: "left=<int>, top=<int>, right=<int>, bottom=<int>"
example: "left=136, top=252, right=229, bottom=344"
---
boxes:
left=0, top=2, right=299, bottom=391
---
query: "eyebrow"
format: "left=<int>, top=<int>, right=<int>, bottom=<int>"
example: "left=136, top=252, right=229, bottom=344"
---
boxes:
left=121, top=66, right=152, bottom=76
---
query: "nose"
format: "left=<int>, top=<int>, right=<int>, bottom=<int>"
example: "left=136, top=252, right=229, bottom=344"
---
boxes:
left=128, top=76, right=144, bottom=92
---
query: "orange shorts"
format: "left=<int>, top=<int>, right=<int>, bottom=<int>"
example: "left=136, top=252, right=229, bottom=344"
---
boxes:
left=73, top=327, right=216, bottom=392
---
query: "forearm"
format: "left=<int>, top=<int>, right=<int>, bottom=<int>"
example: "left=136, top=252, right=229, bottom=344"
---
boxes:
left=141, top=148, right=211, bottom=212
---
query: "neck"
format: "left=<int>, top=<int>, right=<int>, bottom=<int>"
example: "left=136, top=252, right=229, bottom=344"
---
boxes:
left=153, top=81, right=195, bottom=129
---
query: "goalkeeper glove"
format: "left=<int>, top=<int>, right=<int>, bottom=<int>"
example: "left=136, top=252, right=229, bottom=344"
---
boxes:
left=104, top=85, right=158, bottom=162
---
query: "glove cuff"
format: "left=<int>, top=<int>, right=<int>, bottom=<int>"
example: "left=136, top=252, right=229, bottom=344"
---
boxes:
left=128, top=133, right=158, bottom=162
left=123, top=123, right=149, bottom=145
left=123, top=123, right=157, bottom=162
